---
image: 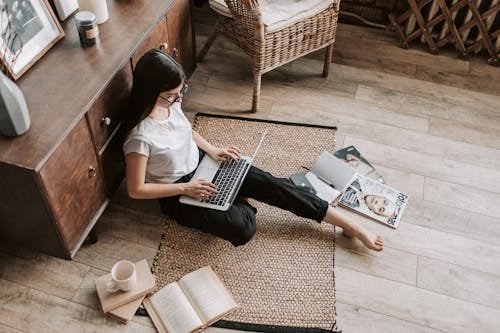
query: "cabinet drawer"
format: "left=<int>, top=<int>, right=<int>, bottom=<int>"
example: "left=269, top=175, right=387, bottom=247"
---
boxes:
left=87, top=64, right=133, bottom=151
left=131, top=17, right=169, bottom=68
left=39, top=118, right=107, bottom=252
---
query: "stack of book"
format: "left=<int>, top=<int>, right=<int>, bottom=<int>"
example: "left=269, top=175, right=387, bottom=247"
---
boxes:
left=94, top=259, right=156, bottom=324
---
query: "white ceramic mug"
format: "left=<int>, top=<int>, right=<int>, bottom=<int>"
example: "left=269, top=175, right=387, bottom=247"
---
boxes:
left=78, top=0, right=109, bottom=24
left=106, top=260, right=137, bottom=292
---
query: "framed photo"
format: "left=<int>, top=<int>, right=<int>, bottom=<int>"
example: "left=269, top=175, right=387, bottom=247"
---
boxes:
left=0, top=0, right=65, bottom=80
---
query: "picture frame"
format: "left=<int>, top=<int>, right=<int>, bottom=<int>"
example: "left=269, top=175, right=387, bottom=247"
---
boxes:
left=0, top=0, right=65, bottom=80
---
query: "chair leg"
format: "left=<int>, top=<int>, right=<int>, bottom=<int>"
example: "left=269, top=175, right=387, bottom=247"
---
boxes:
left=251, top=71, right=262, bottom=113
left=197, top=21, right=221, bottom=62
left=322, top=44, right=334, bottom=77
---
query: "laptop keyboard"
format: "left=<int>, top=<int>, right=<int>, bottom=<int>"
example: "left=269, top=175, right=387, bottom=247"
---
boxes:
left=207, top=158, right=250, bottom=206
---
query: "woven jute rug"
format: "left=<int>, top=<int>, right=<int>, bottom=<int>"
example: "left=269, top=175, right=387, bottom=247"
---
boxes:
left=152, top=113, right=340, bottom=333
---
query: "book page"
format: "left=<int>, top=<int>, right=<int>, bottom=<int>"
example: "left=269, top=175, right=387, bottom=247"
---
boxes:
left=338, top=174, right=409, bottom=229
left=178, top=266, right=238, bottom=326
left=146, top=282, right=204, bottom=333
left=310, top=151, right=355, bottom=191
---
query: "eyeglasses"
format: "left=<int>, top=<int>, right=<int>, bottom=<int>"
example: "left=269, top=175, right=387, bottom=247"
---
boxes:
left=166, top=82, right=189, bottom=105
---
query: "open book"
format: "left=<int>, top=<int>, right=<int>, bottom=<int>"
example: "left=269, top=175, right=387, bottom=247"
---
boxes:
left=334, top=145, right=385, bottom=183
left=143, top=266, right=238, bottom=333
left=305, top=151, right=408, bottom=229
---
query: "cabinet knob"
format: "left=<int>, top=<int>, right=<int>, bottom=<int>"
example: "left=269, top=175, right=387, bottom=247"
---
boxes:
left=159, top=42, right=168, bottom=51
left=88, top=166, right=97, bottom=178
left=101, top=117, right=111, bottom=126
left=172, top=48, right=179, bottom=58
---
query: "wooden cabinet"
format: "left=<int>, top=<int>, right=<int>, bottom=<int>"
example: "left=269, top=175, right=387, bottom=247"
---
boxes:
left=0, top=0, right=196, bottom=259
left=39, top=118, right=107, bottom=255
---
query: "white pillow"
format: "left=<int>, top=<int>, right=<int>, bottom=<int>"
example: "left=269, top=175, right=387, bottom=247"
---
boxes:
left=208, top=0, right=335, bottom=32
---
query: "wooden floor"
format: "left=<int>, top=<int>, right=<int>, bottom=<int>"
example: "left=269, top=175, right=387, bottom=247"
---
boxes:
left=2, top=5, right=500, bottom=333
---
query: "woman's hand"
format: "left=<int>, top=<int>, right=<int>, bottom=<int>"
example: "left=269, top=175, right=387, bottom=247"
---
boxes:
left=208, top=146, right=241, bottom=162
left=183, top=179, right=218, bottom=201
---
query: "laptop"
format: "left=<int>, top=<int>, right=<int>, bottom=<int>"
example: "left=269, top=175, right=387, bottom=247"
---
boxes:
left=179, top=129, right=268, bottom=211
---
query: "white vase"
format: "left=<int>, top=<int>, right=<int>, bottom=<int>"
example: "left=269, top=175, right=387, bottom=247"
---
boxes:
left=78, top=0, right=109, bottom=24
left=0, top=71, right=30, bottom=137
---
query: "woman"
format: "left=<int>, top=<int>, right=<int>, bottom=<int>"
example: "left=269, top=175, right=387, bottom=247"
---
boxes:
left=122, top=49, right=384, bottom=251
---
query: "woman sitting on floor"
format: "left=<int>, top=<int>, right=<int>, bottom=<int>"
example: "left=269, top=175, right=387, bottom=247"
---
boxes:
left=121, top=48, right=384, bottom=252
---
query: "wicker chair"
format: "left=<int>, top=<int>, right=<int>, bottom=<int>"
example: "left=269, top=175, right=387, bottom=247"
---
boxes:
left=198, top=0, right=341, bottom=112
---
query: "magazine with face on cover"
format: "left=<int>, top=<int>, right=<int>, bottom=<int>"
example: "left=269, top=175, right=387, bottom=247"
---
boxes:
left=334, top=145, right=385, bottom=183
left=305, top=151, right=408, bottom=228
left=338, top=174, right=408, bottom=229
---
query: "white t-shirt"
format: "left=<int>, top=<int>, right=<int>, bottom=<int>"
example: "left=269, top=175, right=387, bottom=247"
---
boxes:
left=123, top=103, right=199, bottom=184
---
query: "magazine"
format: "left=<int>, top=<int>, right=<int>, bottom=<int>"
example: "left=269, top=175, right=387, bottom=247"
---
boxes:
left=305, top=151, right=408, bottom=229
left=334, top=145, right=385, bottom=183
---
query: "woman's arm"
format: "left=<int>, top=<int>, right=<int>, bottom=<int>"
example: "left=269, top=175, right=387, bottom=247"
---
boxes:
left=125, top=152, right=217, bottom=200
left=192, top=130, right=240, bottom=162
left=125, top=152, right=184, bottom=199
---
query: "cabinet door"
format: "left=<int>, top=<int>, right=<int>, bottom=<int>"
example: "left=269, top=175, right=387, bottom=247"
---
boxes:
left=39, top=118, right=107, bottom=254
left=131, top=17, right=169, bottom=68
left=100, top=131, right=126, bottom=196
left=167, top=0, right=196, bottom=76
left=86, top=63, right=133, bottom=151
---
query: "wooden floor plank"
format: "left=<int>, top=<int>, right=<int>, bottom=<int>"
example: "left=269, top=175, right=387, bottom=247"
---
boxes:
left=425, top=177, right=500, bottom=218
left=416, top=65, right=500, bottom=96
left=335, top=236, right=418, bottom=286
left=417, top=256, right=500, bottom=308
left=335, top=302, right=443, bottom=333
left=338, top=209, right=500, bottom=276
left=0, top=279, right=155, bottom=333
left=356, top=84, right=500, bottom=131
left=336, top=266, right=500, bottom=332
left=72, top=233, right=157, bottom=272
left=94, top=204, right=165, bottom=249
left=324, top=61, right=500, bottom=103
left=0, top=323, right=25, bottom=333
left=429, top=116, right=500, bottom=150
left=403, top=196, right=500, bottom=247
left=0, top=249, right=89, bottom=301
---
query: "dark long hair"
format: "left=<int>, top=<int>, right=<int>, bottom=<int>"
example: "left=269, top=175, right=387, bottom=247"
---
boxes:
left=121, top=49, right=186, bottom=136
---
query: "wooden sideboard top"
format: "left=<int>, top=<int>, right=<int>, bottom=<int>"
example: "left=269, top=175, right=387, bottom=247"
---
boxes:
left=0, top=0, right=176, bottom=169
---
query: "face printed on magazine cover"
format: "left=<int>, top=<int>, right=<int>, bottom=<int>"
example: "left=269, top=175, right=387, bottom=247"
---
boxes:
left=364, top=194, right=397, bottom=218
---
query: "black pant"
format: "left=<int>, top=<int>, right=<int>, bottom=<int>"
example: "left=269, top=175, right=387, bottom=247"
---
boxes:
left=159, top=165, right=329, bottom=246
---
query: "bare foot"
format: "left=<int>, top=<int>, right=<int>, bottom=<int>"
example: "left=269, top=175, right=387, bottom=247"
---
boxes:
left=323, top=206, right=384, bottom=251
left=356, top=230, right=384, bottom=252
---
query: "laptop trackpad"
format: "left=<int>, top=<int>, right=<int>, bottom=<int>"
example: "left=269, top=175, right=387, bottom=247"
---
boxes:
left=193, top=167, right=217, bottom=181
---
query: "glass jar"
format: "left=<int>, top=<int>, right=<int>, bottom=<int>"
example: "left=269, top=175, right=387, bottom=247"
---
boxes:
left=75, top=11, right=100, bottom=47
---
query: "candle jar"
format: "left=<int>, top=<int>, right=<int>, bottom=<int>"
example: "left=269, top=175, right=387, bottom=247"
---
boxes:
left=75, top=11, right=100, bottom=47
